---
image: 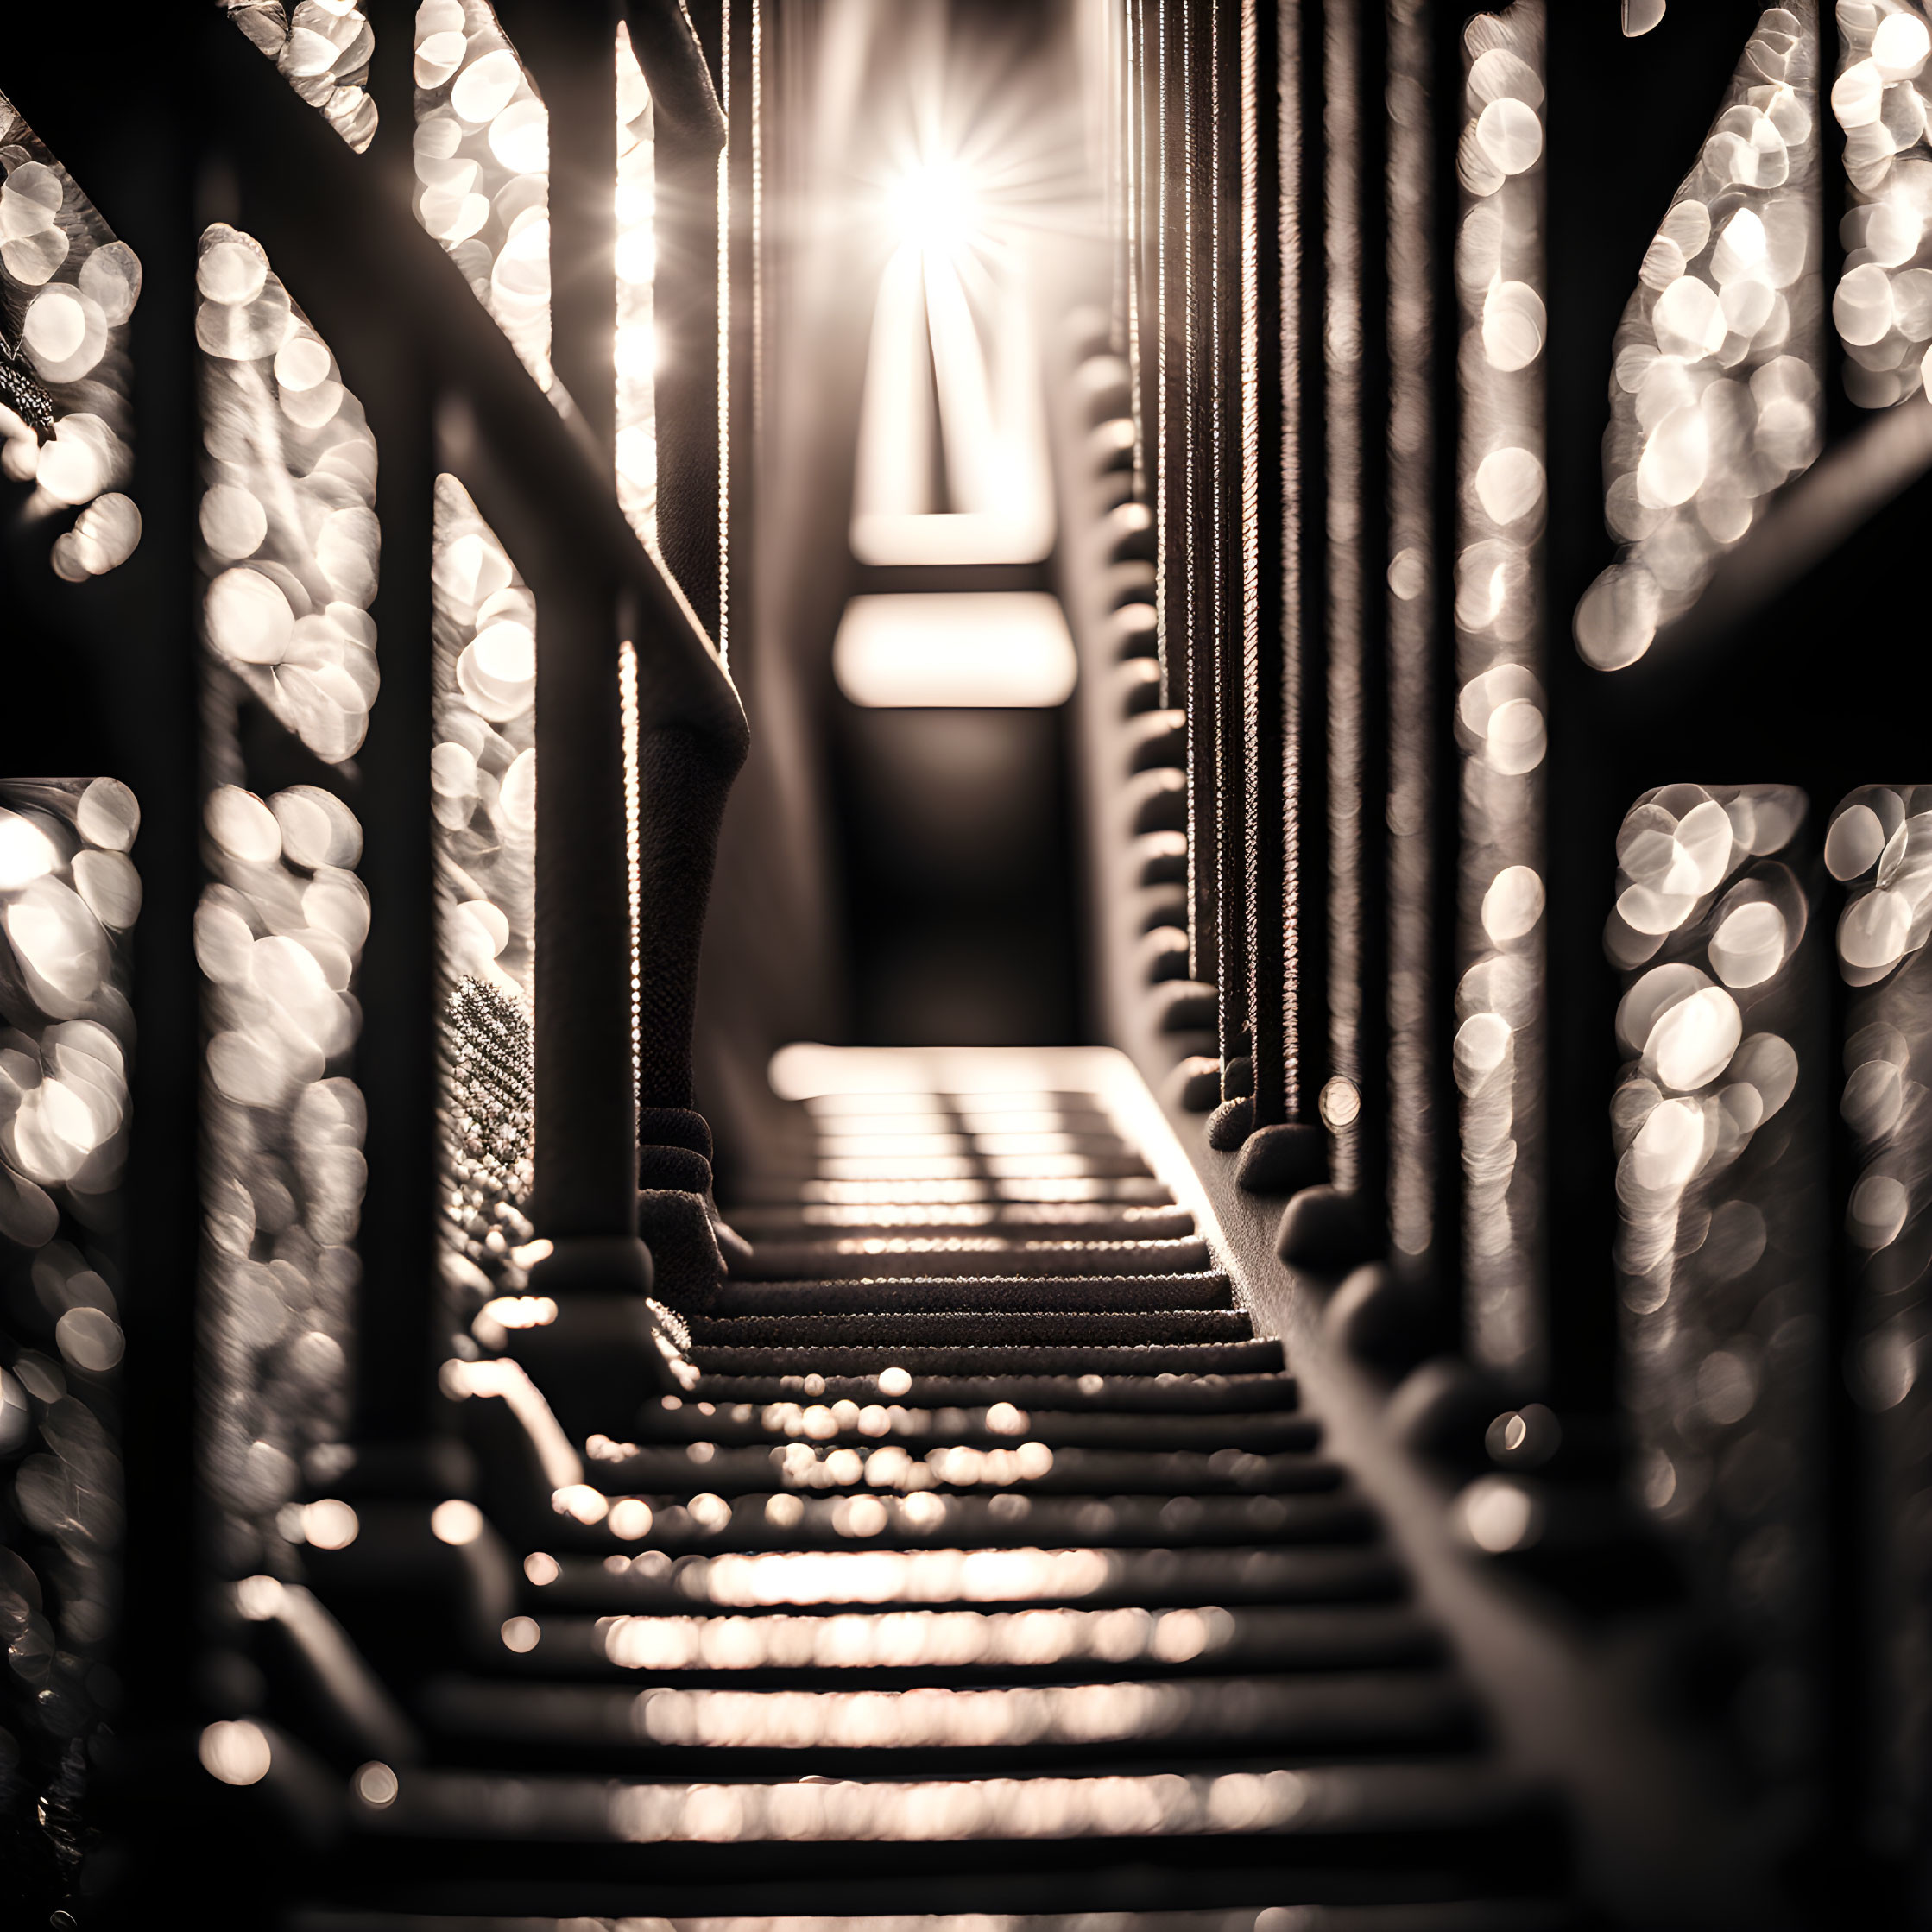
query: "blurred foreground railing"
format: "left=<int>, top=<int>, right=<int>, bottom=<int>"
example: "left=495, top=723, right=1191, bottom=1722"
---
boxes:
left=2, top=4, right=748, bottom=1910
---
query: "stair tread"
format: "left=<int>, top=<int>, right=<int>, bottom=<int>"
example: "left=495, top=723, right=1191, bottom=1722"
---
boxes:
left=492, top=1603, right=1445, bottom=1679
left=350, top=1758, right=1560, bottom=1849
left=729, top=1239, right=1217, bottom=1281
left=285, top=1044, right=1570, bottom=1923
left=803, top=1089, right=1127, bottom=1111
left=292, top=1905, right=1580, bottom=1931
left=723, top=1203, right=1198, bottom=1239
left=584, top=1444, right=1339, bottom=1497
left=685, top=1309, right=1257, bottom=1347
left=767, top=1155, right=1158, bottom=1183
left=727, top=1177, right=1177, bottom=1206
left=704, top=1273, right=1238, bottom=1314
left=612, top=1407, right=1319, bottom=1452
left=527, top=1544, right=1411, bottom=1613
left=726, top=1197, right=1190, bottom=1228
left=536, top=1488, right=1377, bottom=1558
left=676, top=1372, right=1302, bottom=1413
left=691, top=1341, right=1288, bottom=1378
left=419, top=1670, right=1481, bottom=1762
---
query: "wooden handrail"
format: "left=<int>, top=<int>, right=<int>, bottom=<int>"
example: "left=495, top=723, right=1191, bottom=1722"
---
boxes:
left=205, top=17, right=748, bottom=759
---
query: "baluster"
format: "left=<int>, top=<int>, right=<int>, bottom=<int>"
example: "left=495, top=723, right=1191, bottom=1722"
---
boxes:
left=491, top=0, right=640, bottom=1260
left=532, top=572, right=641, bottom=1249
left=1224, top=0, right=1333, bottom=1201
left=1383, top=0, right=1456, bottom=1300
left=1210, top=0, right=1251, bottom=1120
left=638, top=0, right=728, bottom=641
left=1178, top=0, right=1220, bottom=1013
left=496, top=0, right=620, bottom=464
left=341, top=9, right=445, bottom=1450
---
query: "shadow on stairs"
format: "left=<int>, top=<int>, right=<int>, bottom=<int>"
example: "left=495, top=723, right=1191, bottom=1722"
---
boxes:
left=280, top=1049, right=1580, bottom=1930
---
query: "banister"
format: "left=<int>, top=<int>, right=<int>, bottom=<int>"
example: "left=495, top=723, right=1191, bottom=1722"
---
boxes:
left=198, top=7, right=748, bottom=1410
left=621, top=0, right=728, bottom=152
left=204, top=14, right=747, bottom=760
left=1645, top=394, right=1932, bottom=667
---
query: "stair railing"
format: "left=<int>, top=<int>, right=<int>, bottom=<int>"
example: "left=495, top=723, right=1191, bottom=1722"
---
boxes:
left=1076, top=0, right=1928, bottom=1903
left=0, top=11, right=749, bottom=1882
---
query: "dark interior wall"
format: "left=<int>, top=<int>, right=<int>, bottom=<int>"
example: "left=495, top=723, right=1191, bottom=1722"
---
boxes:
left=695, top=0, right=1088, bottom=1115
left=836, top=704, right=1080, bottom=1045
left=691, top=0, right=853, bottom=1171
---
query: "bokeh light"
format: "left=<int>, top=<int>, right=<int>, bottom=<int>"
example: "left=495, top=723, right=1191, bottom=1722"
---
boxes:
left=1607, top=780, right=1822, bottom=1777
left=616, top=22, right=659, bottom=547
left=1455, top=3, right=1547, bottom=1382
left=1824, top=782, right=1932, bottom=1803
left=1832, top=3, right=1932, bottom=408
left=413, top=1, right=553, bottom=391
left=223, top=0, right=378, bottom=153
left=0, top=780, right=137, bottom=1912
left=196, top=229, right=372, bottom=1588
left=198, top=761, right=369, bottom=1577
left=0, top=95, right=141, bottom=578
left=432, top=477, right=538, bottom=1312
left=196, top=224, right=382, bottom=764
left=1575, top=7, right=1820, bottom=671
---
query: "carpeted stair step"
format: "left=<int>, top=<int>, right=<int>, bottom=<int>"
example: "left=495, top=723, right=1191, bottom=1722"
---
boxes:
left=617, top=1399, right=1318, bottom=1453
left=283, top=1050, right=1571, bottom=1927
left=488, top=1601, right=1446, bottom=1683
left=704, top=1270, right=1237, bottom=1316
left=582, top=1443, right=1342, bottom=1500
left=729, top=1235, right=1216, bottom=1279
left=723, top=1202, right=1200, bottom=1240
left=685, top=1307, right=1257, bottom=1350
left=315, top=1759, right=1571, bottom=1897
left=671, top=1370, right=1304, bottom=1416
left=416, top=1668, right=1483, bottom=1770
left=726, top=1176, right=1178, bottom=1207
left=690, top=1338, right=1287, bottom=1379
left=527, top=1486, right=1378, bottom=1559
left=290, top=1904, right=1580, bottom=1931
left=524, top=1542, right=1413, bottom=1615
left=699, top=1273, right=1242, bottom=1318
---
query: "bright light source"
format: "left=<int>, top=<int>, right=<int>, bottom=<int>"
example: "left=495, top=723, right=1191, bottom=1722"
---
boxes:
left=0, top=810, right=59, bottom=887
left=552, top=1481, right=610, bottom=1525
left=199, top=1720, right=272, bottom=1787
left=849, top=243, right=1055, bottom=564
left=887, top=158, right=980, bottom=260
left=431, top=1499, right=485, bottom=1546
left=235, top=1575, right=286, bottom=1620
left=300, top=1498, right=359, bottom=1550
left=832, top=592, right=1076, bottom=709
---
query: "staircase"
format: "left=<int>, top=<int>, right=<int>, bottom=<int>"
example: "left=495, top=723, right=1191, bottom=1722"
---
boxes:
left=5, top=5, right=1915, bottom=1924
left=278, top=1050, right=1575, bottom=1929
